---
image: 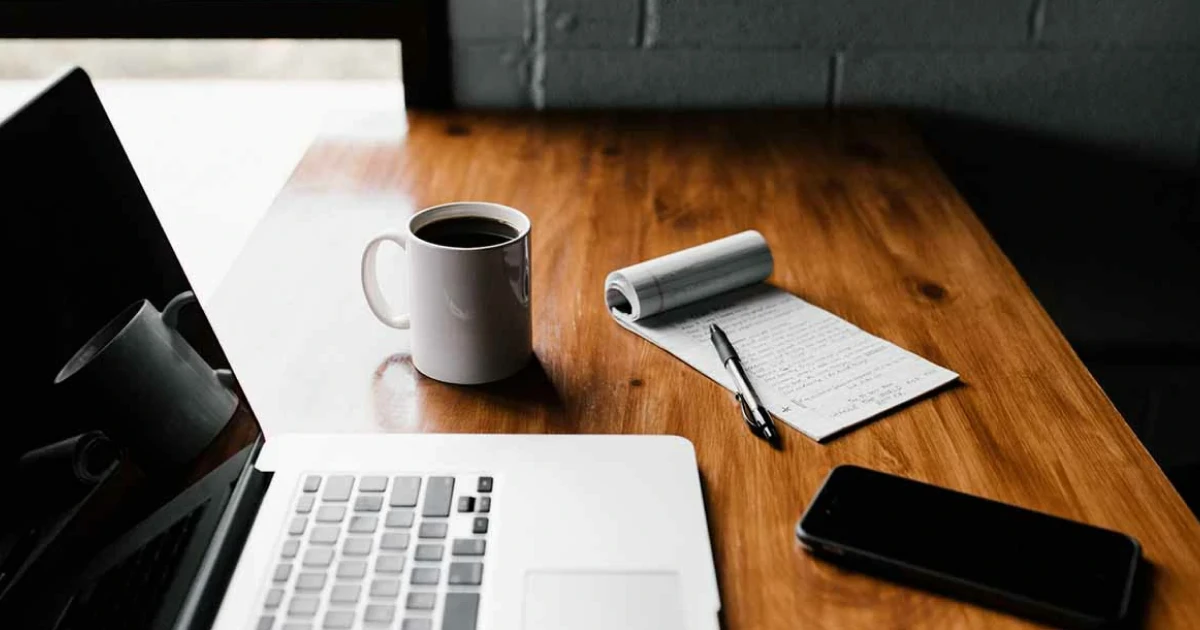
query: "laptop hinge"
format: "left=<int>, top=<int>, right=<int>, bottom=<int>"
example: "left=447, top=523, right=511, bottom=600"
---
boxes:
left=172, top=436, right=272, bottom=630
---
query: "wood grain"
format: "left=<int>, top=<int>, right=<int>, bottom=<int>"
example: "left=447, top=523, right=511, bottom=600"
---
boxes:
left=211, top=111, right=1200, bottom=629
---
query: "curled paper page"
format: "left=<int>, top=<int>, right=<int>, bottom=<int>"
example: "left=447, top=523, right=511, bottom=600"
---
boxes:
left=604, top=230, right=774, bottom=322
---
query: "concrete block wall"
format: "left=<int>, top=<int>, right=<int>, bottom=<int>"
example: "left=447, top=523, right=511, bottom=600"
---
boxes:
left=448, top=0, right=1200, bottom=165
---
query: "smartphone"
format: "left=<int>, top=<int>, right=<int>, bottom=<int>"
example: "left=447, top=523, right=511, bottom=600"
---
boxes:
left=796, top=465, right=1141, bottom=629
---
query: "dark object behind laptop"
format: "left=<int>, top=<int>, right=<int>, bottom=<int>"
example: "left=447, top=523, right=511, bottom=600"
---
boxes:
left=15, top=432, right=118, bottom=514
left=796, top=465, right=1142, bottom=629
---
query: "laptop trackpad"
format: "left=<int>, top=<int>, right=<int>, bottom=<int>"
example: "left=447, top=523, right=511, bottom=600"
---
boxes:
left=523, top=571, right=686, bottom=630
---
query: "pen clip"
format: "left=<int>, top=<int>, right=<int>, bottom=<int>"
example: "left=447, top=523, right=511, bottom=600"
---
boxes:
left=735, top=394, right=761, bottom=434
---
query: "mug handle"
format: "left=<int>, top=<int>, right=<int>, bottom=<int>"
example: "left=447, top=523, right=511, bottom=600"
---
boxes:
left=161, top=291, right=240, bottom=390
left=361, top=233, right=411, bottom=329
left=162, top=290, right=198, bottom=329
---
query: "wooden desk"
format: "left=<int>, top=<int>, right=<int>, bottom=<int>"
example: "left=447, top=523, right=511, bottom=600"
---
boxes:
left=210, top=111, right=1200, bottom=629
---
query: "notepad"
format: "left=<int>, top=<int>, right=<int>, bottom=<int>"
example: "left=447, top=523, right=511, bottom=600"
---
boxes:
left=605, top=231, right=959, bottom=441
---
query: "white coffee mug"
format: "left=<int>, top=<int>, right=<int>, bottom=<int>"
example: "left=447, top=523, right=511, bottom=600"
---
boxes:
left=361, top=202, right=532, bottom=384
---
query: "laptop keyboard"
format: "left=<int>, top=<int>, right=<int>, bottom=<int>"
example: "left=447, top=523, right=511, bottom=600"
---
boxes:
left=60, top=503, right=206, bottom=630
left=257, top=474, right=492, bottom=630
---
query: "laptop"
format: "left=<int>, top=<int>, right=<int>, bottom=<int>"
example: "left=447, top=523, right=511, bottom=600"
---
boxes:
left=0, top=68, right=720, bottom=630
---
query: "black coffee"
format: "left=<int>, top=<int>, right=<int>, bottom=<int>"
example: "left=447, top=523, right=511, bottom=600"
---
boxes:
left=415, top=217, right=519, bottom=248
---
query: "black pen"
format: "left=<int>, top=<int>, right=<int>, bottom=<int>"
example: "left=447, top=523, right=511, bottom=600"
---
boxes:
left=709, top=323, right=782, bottom=449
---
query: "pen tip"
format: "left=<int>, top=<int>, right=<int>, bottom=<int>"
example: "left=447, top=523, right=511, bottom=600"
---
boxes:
left=762, top=426, right=783, bottom=449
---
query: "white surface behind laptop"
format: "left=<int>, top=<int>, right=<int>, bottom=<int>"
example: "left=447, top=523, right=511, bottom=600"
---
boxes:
left=0, top=78, right=403, bottom=300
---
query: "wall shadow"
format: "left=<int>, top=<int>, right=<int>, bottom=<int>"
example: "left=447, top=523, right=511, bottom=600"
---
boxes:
left=905, top=111, right=1199, bottom=516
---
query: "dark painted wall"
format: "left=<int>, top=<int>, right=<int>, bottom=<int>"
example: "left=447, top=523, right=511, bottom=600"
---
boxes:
left=450, top=0, right=1199, bottom=167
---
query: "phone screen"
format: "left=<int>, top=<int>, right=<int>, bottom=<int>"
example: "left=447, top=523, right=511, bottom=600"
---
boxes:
left=798, top=466, right=1140, bottom=622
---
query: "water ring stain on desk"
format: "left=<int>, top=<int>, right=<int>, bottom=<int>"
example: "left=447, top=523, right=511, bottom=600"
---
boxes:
left=372, top=353, right=419, bottom=430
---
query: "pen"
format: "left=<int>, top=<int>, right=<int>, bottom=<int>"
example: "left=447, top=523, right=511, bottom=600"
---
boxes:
left=708, top=323, right=782, bottom=449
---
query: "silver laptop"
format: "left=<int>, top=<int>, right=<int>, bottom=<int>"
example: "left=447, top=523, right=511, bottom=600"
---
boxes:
left=0, top=68, right=720, bottom=630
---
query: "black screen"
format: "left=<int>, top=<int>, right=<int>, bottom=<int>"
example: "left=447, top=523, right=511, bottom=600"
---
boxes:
left=799, top=465, right=1139, bottom=621
left=0, top=68, right=260, bottom=624
left=1, top=68, right=229, bottom=462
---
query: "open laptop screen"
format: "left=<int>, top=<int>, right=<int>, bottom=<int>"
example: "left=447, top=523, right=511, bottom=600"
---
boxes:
left=0, top=68, right=262, bottom=623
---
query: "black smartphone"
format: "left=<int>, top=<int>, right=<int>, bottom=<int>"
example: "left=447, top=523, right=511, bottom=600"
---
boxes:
left=796, top=465, right=1141, bottom=629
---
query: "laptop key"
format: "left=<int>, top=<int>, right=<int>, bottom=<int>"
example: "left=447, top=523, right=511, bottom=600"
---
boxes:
left=295, top=495, right=315, bottom=514
left=478, top=497, right=491, bottom=513
left=422, top=477, right=454, bottom=517
left=359, top=476, right=388, bottom=492
left=380, top=532, right=411, bottom=551
left=349, top=515, right=378, bottom=533
left=323, top=476, right=354, bottom=502
left=472, top=517, right=489, bottom=534
left=389, top=476, right=421, bottom=507
left=355, top=495, right=384, bottom=512
left=265, top=588, right=285, bottom=608
left=288, top=517, right=307, bottom=535
left=316, top=505, right=346, bottom=523
left=448, top=562, right=483, bottom=586
left=414, top=544, right=443, bottom=562
left=330, top=584, right=361, bottom=604
left=370, top=578, right=401, bottom=597
left=288, top=596, right=319, bottom=617
left=410, top=567, right=440, bottom=585
left=258, top=615, right=274, bottom=630
left=303, top=475, right=321, bottom=492
left=376, top=555, right=405, bottom=573
left=418, top=521, right=448, bottom=539
left=303, top=548, right=334, bottom=567
left=310, top=526, right=339, bottom=544
left=443, top=592, right=481, bottom=630
left=343, top=536, right=373, bottom=556
left=385, top=509, right=415, bottom=528
left=451, top=539, right=486, bottom=556
left=401, top=619, right=432, bottom=630
left=296, top=572, right=327, bottom=591
left=273, top=563, right=293, bottom=582
left=405, top=592, right=436, bottom=610
left=337, top=561, right=367, bottom=579
left=476, top=477, right=493, bottom=493
left=281, top=539, right=301, bottom=559
left=322, top=610, right=354, bottom=629
left=457, top=496, right=475, bottom=512
left=364, top=604, right=396, bottom=624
